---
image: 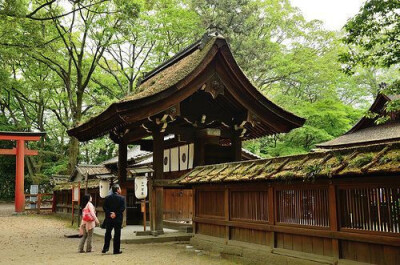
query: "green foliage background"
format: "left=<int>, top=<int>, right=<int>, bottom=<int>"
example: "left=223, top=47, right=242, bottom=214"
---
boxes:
left=0, top=0, right=398, bottom=199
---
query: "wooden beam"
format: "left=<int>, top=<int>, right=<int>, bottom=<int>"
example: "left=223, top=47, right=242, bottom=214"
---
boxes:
left=0, top=135, right=42, bottom=141
left=0, top=148, right=38, bottom=156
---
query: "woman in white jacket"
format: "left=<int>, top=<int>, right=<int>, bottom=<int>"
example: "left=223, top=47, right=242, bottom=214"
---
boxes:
left=78, top=194, right=100, bottom=253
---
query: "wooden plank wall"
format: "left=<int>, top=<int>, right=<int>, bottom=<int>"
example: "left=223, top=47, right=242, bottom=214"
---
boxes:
left=193, top=178, right=400, bottom=265
left=163, top=188, right=193, bottom=221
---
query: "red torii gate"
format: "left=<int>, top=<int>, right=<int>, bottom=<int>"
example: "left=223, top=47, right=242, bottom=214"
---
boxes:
left=0, top=131, right=46, bottom=212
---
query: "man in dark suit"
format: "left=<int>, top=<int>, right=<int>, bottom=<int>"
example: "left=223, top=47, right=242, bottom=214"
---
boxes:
left=102, top=184, right=125, bottom=254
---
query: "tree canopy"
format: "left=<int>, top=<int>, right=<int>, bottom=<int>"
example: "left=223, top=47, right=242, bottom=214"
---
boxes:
left=0, top=0, right=396, bottom=199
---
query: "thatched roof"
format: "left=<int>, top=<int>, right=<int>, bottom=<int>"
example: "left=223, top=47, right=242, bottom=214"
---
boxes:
left=122, top=36, right=217, bottom=102
left=67, top=33, right=304, bottom=142
left=176, top=142, right=400, bottom=184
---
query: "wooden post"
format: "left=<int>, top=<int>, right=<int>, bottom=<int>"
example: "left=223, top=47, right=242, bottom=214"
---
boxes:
left=142, top=200, right=146, bottom=231
left=152, top=129, right=164, bottom=234
left=118, top=143, right=128, bottom=227
left=232, top=131, right=242, bottom=162
left=118, top=143, right=127, bottom=183
left=52, top=191, right=56, bottom=213
left=192, top=187, right=196, bottom=234
left=37, top=193, right=41, bottom=214
left=15, top=140, right=25, bottom=212
left=194, top=138, right=205, bottom=166
left=268, top=185, right=276, bottom=248
left=77, top=182, right=81, bottom=225
left=71, top=200, right=75, bottom=226
left=224, top=186, right=230, bottom=243
left=329, top=183, right=340, bottom=259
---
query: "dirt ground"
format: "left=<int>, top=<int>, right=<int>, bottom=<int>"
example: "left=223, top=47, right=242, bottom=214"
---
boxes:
left=0, top=203, right=236, bottom=265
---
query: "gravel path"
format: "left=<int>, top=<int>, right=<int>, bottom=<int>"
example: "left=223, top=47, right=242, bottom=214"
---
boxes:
left=0, top=203, right=236, bottom=265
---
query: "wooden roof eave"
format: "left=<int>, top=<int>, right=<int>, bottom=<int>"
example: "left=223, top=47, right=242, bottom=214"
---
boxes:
left=67, top=103, right=127, bottom=141
left=347, top=94, right=390, bottom=134
left=68, top=43, right=220, bottom=142
left=216, top=46, right=305, bottom=133
left=118, top=46, right=220, bottom=125
left=67, top=37, right=304, bottom=142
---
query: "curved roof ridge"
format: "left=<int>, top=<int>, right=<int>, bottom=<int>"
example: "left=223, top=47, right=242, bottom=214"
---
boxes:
left=68, top=34, right=304, bottom=141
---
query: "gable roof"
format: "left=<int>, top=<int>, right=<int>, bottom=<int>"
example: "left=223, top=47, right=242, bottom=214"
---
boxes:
left=67, top=33, right=305, bottom=142
left=317, top=94, right=400, bottom=149
left=316, top=122, right=400, bottom=149
left=70, top=164, right=114, bottom=182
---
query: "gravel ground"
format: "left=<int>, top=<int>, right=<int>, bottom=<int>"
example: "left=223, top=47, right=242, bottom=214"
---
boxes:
left=0, top=203, right=237, bottom=265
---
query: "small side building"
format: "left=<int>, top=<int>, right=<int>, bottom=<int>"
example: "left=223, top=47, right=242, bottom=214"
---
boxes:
left=53, top=165, right=116, bottom=220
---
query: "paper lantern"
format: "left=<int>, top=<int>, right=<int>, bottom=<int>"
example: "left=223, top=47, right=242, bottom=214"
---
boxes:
left=99, top=180, right=110, bottom=198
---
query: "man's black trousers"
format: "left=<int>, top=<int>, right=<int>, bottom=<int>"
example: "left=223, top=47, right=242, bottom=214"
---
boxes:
left=103, top=220, right=122, bottom=253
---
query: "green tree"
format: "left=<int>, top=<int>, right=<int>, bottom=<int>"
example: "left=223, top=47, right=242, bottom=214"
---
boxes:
left=342, top=0, right=400, bottom=100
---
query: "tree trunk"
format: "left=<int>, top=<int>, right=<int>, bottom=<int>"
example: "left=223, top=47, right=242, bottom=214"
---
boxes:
left=68, top=136, right=79, bottom=173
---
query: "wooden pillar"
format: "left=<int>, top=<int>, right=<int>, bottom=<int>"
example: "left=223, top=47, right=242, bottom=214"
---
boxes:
left=151, top=129, right=164, bottom=234
left=329, top=183, right=340, bottom=259
left=268, top=185, right=275, bottom=248
left=224, top=186, right=230, bottom=243
left=194, top=138, right=205, bottom=166
left=118, top=143, right=127, bottom=226
left=15, top=140, right=25, bottom=213
left=192, top=187, right=196, bottom=234
left=118, top=143, right=127, bottom=183
left=232, top=131, right=242, bottom=162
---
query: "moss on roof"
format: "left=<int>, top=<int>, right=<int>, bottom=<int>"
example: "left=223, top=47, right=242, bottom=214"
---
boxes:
left=53, top=179, right=101, bottom=191
left=176, top=142, right=400, bottom=185
left=122, top=37, right=219, bottom=102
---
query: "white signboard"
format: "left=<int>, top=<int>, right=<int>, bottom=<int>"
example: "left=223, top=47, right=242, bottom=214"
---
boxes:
left=72, top=185, right=80, bottom=202
left=30, top=185, right=39, bottom=195
left=135, top=176, right=148, bottom=199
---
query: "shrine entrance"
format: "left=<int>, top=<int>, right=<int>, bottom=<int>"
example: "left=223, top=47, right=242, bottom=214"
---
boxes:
left=0, top=131, right=45, bottom=212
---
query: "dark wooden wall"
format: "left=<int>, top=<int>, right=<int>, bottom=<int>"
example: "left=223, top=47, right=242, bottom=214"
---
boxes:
left=54, top=188, right=106, bottom=220
left=193, top=177, right=400, bottom=265
left=164, top=188, right=193, bottom=221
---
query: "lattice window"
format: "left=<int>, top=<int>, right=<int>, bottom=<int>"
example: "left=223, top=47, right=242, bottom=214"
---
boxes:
left=230, top=190, right=268, bottom=222
left=276, top=188, right=329, bottom=227
left=338, top=186, right=400, bottom=233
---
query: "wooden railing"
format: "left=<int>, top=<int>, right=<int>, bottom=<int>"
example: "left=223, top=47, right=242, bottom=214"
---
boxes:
left=25, top=193, right=54, bottom=213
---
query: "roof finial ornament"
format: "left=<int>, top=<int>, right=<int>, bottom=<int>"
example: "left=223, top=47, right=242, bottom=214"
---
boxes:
left=207, top=24, right=223, bottom=37
left=199, top=25, right=223, bottom=50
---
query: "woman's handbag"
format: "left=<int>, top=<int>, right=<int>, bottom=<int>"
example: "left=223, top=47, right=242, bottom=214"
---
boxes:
left=82, top=205, right=95, bottom=222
